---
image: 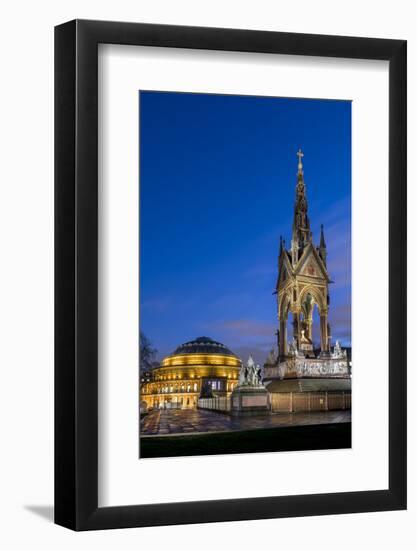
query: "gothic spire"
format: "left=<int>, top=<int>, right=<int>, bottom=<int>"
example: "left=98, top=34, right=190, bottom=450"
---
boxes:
left=291, top=148, right=311, bottom=265
left=319, top=224, right=327, bottom=266
left=297, top=148, right=304, bottom=174
left=320, top=224, right=326, bottom=248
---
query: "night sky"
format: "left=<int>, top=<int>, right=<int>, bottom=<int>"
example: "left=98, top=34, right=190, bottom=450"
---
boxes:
left=140, top=91, right=351, bottom=364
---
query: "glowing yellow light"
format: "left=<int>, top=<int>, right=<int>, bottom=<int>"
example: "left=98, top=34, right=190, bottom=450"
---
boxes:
left=143, top=350, right=241, bottom=403
left=161, top=353, right=241, bottom=368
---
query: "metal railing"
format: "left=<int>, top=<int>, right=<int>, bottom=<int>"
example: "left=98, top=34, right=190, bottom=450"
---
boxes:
left=198, top=396, right=231, bottom=412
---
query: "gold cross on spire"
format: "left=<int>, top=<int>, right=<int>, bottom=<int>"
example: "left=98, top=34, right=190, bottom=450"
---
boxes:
left=297, top=148, right=304, bottom=173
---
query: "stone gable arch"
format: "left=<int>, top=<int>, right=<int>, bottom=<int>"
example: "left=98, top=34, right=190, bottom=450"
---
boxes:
left=278, top=290, right=292, bottom=320
left=298, top=285, right=327, bottom=315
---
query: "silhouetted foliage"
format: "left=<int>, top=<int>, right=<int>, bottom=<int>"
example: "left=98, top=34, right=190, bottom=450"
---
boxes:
left=140, top=331, right=157, bottom=372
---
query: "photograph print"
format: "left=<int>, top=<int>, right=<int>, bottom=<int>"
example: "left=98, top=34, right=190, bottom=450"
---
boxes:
left=139, top=91, right=351, bottom=459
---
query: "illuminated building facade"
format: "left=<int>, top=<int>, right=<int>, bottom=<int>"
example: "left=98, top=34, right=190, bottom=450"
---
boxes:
left=140, top=337, right=241, bottom=410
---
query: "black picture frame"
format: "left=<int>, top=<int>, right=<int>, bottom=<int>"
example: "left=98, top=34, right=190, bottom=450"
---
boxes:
left=55, top=19, right=407, bottom=531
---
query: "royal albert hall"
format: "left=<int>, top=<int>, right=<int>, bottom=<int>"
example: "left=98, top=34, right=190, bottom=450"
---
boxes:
left=140, top=336, right=242, bottom=410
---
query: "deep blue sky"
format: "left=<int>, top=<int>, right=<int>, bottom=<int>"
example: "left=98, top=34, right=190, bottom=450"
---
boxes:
left=140, top=91, right=351, bottom=363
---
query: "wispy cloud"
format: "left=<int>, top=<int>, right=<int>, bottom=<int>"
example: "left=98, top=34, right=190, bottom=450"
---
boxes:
left=311, top=196, right=351, bottom=228
left=243, top=264, right=277, bottom=280
left=329, top=303, right=351, bottom=345
left=232, top=345, right=273, bottom=366
left=206, top=318, right=277, bottom=364
left=211, top=318, right=275, bottom=338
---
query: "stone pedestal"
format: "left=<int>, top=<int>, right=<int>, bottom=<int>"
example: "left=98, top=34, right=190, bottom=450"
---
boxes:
left=231, top=385, right=270, bottom=416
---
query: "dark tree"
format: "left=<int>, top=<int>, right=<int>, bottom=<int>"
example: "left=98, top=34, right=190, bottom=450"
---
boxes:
left=139, top=331, right=157, bottom=372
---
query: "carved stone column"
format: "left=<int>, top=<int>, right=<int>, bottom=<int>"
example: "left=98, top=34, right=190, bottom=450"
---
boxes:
left=305, top=315, right=313, bottom=340
left=320, top=314, right=329, bottom=352
left=279, top=319, right=287, bottom=357
left=293, top=310, right=301, bottom=347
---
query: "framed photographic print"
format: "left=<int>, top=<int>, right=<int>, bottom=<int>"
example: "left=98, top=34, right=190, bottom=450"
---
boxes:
left=55, top=20, right=407, bottom=530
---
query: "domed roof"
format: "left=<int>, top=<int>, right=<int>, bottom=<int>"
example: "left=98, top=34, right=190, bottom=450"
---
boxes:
left=171, top=336, right=237, bottom=357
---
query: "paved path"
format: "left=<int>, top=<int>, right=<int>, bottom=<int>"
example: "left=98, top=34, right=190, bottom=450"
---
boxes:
left=141, top=408, right=351, bottom=436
